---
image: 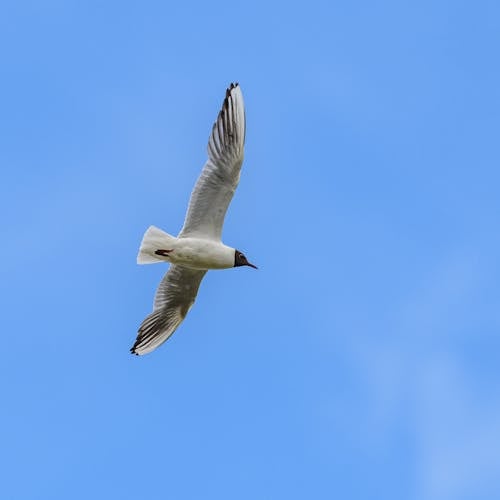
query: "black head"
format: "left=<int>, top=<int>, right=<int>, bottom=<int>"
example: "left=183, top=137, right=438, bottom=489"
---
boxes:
left=234, top=250, right=257, bottom=269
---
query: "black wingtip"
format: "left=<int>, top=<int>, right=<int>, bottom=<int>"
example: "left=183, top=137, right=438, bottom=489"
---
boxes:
left=223, top=83, right=240, bottom=113
left=225, top=82, right=239, bottom=97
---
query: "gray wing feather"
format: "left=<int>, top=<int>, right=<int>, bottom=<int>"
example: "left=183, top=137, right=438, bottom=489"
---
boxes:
left=179, top=83, right=245, bottom=241
left=131, top=265, right=207, bottom=355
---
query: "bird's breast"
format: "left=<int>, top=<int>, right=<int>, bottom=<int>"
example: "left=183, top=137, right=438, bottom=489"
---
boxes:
left=167, top=238, right=234, bottom=270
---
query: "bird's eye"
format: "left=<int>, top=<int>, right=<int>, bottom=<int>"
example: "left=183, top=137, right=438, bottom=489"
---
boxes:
left=240, top=254, right=246, bottom=261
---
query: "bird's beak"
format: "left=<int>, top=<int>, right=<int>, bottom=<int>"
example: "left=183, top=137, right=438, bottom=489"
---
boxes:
left=247, top=262, right=258, bottom=269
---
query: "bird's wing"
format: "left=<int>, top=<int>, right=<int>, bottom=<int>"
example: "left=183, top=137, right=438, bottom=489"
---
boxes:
left=131, top=265, right=207, bottom=355
left=178, top=83, right=246, bottom=241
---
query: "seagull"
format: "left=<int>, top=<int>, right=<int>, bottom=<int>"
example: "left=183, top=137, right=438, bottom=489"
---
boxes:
left=131, top=83, right=256, bottom=355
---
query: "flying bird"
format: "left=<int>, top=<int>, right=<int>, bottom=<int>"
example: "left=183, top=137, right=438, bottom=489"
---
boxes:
left=131, top=83, right=256, bottom=355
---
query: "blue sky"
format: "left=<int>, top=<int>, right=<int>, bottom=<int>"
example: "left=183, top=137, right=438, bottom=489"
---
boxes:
left=1, top=1, right=499, bottom=499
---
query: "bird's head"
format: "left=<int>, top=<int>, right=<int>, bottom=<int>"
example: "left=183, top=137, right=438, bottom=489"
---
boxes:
left=234, top=250, right=257, bottom=269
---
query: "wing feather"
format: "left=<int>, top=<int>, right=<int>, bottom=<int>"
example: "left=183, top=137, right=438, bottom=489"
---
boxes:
left=179, top=83, right=245, bottom=240
left=131, top=265, right=207, bottom=355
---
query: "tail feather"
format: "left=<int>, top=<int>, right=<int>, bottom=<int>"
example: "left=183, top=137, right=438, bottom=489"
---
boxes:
left=137, top=226, right=176, bottom=264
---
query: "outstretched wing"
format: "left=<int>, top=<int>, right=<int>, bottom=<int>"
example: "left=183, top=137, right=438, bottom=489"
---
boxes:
left=178, top=83, right=246, bottom=241
left=131, top=265, right=207, bottom=355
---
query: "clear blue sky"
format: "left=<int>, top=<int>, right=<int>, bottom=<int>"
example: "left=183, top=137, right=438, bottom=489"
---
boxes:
left=1, top=1, right=499, bottom=499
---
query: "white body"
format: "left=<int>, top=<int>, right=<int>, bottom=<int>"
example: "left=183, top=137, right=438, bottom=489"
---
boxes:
left=137, top=225, right=234, bottom=270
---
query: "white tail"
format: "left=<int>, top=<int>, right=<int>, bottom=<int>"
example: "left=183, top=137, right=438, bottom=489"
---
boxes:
left=137, top=226, right=177, bottom=264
